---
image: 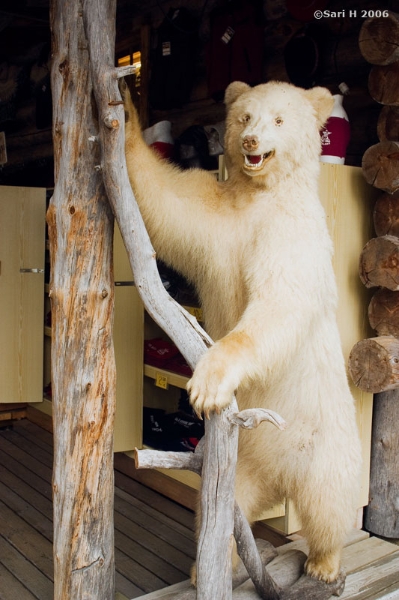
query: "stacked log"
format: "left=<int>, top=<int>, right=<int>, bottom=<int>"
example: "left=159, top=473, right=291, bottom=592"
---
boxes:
left=349, top=14, right=399, bottom=539
left=349, top=12, right=399, bottom=394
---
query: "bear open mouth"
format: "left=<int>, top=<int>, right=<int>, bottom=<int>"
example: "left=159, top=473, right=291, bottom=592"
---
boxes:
left=244, top=151, right=275, bottom=170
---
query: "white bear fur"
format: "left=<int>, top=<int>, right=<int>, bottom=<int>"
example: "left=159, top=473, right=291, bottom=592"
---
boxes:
left=123, top=79, right=362, bottom=582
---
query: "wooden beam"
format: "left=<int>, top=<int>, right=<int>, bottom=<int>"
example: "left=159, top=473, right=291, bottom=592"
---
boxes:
left=49, top=0, right=116, bottom=597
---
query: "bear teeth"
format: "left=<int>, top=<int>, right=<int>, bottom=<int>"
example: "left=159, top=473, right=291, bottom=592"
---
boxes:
left=244, top=151, right=274, bottom=170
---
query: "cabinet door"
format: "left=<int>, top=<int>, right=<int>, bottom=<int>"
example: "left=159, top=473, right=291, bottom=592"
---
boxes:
left=0, top=186, right=46, bottom=403
left=113, top=224, right=144, bottom=452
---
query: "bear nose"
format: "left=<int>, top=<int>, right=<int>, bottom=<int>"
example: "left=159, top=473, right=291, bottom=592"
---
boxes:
left=242, top=135, right=259, bottom=151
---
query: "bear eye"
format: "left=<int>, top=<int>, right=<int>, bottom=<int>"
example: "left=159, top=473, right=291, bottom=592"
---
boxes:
left=275, top=117, right=283, bottom=126
left=241, top=114, right=251, bottom=123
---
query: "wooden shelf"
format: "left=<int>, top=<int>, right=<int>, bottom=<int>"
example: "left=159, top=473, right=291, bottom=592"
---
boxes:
left=144, top=364, right=189, bottom=389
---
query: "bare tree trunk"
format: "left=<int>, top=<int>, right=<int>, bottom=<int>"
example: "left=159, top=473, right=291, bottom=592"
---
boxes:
left=82, top=1, right=241, bottom=597
left=49, top=1, right=116, bottom=598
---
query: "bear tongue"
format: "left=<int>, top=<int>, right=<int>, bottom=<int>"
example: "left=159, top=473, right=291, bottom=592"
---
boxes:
left=248, top=155, right=262, bottom=164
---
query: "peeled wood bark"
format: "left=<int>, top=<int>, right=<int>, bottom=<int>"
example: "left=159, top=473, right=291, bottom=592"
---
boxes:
left=369, top=288, right=399, bottom=336
left=49, top=0, right=116, bottom=597
left=348, top=335, right=399, bottom=393
left=377, top=105, right=399, bottom=142
left=82, top=2, right=240, bottom=599
left=365, top=388, right=399, bottom=538
left=359, top=12, right=399, bottom=65
left=368, top=61, right=399, bottom=105
left=362, top=141, right=399, bottom=194
left=373, top=192, right=399, bottom=236
left=359, top=235, right=399, bottom=290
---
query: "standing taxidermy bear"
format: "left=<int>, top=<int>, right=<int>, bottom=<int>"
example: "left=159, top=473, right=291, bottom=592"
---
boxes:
left=121, top=79, right=361, bottom=583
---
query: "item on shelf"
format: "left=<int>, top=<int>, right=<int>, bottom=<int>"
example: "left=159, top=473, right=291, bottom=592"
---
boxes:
left=157, top=261, right=199, bottom=305
left=142, top=406, right=204, bottom=452
left=149, top=7, right=199, bottom=110
left=143, top=120, right=174, bottom=160
left=204, top=121, right=226, bottom=157
left=320, top=87, right=350, bottom=165
left=174, top=125, right=218, bottom=171
left=144, top=338, right=193, bottom=377
left=43, top=382, right=52, bottom=399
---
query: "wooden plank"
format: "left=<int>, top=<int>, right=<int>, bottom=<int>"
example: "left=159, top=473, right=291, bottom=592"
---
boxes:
left=277, top=528, right=370, bottom=559
left=114, top=509, right=194, bottom=572
left=115, top=493, right=196, bottom=559
left=339, top=552, right=399, bottom=599
left=0, top=447, right=52, bottom=502
left=115, top=571, right=144, bottom=600
left=115, top=528, right=188, bottom=585
left=0, top=561, right=39, bottom=600
left=0, top=480, right=53, bottom=541
left=115, top=548, right=166, bottom=594
left=0, top=463, right=53, bottom=521
left=0, top=436, right=52, bottom=482
left=26, top=406, right=53, bottom=434
left=342, top=537, right=399, bottom=574
left=115, top=487, right=195, bottom=541
left=13, top=420, right=54, bottom=454
left=137, top=580, right=192, bottom=600
left=19, top=419, right=53, bottom=447
left=114, top=466, right=195, bottom=531
left=0, top=534, right=53, bottom=599
left=0, top=500, right=53, bottom=580
left=1, top=429, right=53, bottom=468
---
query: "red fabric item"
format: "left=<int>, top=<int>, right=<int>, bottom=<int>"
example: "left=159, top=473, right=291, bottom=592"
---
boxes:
left=144, top=338, right=192, bottom=376
left=320, top=117, right=350, bottom=160
left=150, top=141, right=174, bottom=160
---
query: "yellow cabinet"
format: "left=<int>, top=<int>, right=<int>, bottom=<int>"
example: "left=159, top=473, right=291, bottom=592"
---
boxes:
left=0, top=186, right=46, bottom=404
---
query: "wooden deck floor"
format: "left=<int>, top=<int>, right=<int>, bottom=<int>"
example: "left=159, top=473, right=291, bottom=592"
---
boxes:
left=0, top=418, right=196, bottom=600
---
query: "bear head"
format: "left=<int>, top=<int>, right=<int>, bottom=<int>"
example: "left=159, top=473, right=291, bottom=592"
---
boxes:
left=224, top=81, right=334, bottom=186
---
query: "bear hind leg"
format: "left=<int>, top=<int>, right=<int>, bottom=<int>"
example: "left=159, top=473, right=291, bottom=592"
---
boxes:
left=294, top=488, right=353, bottom=583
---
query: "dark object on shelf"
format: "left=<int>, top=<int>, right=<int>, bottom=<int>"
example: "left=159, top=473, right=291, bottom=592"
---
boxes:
left=206, top=0, right=264, bottom=102
left=149, top=7, right=199, bottom=110
left=142, top=406, right=204, bottom=452
left=174, top=125, right=217, bottom=171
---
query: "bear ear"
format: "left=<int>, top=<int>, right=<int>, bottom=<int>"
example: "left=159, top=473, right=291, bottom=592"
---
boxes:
left=305, top=86, right=334, bottom=128
left=225, top=81, right=251, bottom=108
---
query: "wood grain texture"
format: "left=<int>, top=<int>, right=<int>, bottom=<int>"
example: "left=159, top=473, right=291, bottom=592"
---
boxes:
left=0, top=186, right=46, bottom=404
left=349, top=336, right=399, bottom=393
left=359, top=13, right=399, bottom=66
left=365, top=389, right=399, bottom=538
left=368, top=288, right=399, bottom=337
left=362, top=142, right=399, bottom=194
left=373, top=192, right=399, bottom=237
left=369, top=62, right=399, bottom=106
left=0, top=419, right=196, bottom=599
left=49, top=0, right=116, bottom=597
left=359, top=235, right=399, bottom=290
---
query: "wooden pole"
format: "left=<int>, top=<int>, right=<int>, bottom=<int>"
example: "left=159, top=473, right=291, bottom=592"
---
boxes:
left=365, top=389, right=399, bottom=538
left=49, top=0, right=116, bottom=598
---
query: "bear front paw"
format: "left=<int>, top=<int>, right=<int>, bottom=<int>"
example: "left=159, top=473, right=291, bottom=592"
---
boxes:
left=187, top=352, right=238, bottom=419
